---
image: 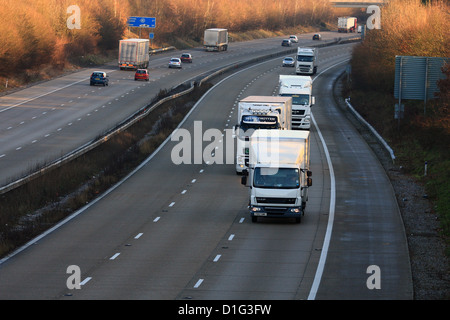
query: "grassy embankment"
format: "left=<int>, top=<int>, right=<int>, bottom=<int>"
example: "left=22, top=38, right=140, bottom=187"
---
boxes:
left=347, top=0, right=450, bottom=246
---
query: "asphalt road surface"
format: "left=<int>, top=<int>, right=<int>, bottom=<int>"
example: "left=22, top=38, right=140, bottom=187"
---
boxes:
left=0, top=35, right=412, bottom=300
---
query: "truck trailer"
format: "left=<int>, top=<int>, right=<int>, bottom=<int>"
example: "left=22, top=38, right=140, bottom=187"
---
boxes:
left=338, top=17, right=357, bottom=33
left=296, top=47, right=318, bottom=75
left=279, top=75, right=315, bottom=130
left=203, top=28, right=228, bottom=52
left=234, top=96, right=292, bottom=174
left=241, top=129, right=312, bottom=223
left=118, top=39, right=149, bottom=70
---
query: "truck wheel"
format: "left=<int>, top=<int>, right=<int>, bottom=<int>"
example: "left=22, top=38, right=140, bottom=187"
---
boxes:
left=251, top=216, right=257, bottom=223
left=295, top=217, right=301, bottom=223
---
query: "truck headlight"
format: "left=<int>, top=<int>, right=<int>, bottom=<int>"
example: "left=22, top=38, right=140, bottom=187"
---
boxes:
left=251, top=207, right=261, bottom=212
left=289, top=208, right=301, bottom=213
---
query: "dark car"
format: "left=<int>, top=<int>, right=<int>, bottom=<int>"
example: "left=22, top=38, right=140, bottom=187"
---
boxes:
left=281, top=39, right=292, bottom=47
left=312, top=33, right=322, bottom=40
left=135, top=69, right=149, bottom=81
left=180, top=53, right=193, bottom=63
left=90, top=71, right=109, bottom=86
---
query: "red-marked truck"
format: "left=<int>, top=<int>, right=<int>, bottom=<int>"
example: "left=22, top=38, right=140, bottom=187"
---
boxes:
left=338, top=17, right=357, bottom=33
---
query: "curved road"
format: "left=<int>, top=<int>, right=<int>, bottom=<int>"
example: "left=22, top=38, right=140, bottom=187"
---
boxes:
left=0, top=37, right=412, bottom=300
left=0, top=32, right=348, bottom=187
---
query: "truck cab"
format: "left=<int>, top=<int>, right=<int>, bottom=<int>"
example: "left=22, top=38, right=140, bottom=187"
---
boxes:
left=296, top=47, right=318, bottom=75
left=279, top=75, right=315, bottom=130
left=242, top=130, right=312, bottom=223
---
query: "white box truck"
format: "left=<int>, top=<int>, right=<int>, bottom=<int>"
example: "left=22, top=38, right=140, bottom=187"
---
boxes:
left=296, top=47, right=318, bottom=75
left=338, top=17, right=357, bottom=33
left=234, top=96, right=292, bottom=174
left=279, top=75, right=315, bottom=130
left=118, top=39, right=149, bottom=70
left=204, top=28, right=228, bottom=51
left=241, top=130, right=312, bottom=223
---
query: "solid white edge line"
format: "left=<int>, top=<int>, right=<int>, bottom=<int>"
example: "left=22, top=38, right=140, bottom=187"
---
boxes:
left=307, top=113, right=336, bottom=300
left=306, top=59, right=349, bottom=300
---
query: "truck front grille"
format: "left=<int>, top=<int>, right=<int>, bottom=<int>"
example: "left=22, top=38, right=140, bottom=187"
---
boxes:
left=292, top=110, right=305, bottom=115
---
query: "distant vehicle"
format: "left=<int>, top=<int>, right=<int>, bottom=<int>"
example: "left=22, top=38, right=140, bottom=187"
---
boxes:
left=134, top=69, right=149, bottom=81
left=169, top=58, right=182, bottom=68
left=90, top=71, right=109, bottom=86
left=281, top=39, right=292, bottom=47
left=279, top=75, right=315, bottom=130
left=282, top=57, right=295, bottom=67
left=204, top=28, right=228, bottom=51
left=338, top=16, right=357, bottom=33
left=312, top=33, right=322, bottom=40
left=289, top=35, right=298, bottom=43
left=296, top=47, right=318, bottom=75
left=118, top=39, right=149, bottom=70
left=180, top=53, right=193, bottom=63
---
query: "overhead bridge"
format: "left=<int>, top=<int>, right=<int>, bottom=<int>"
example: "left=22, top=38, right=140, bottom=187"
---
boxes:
left=329, top=0, right=386, bottom=7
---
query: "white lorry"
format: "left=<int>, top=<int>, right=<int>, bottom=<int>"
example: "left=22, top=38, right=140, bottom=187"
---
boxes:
left=203, top=28, right=228, bottom=51
left=234, top=96, right=292, bottom=174
left=279, top=75, right=315, bottom=130
left=296, top=47, right=318, bottom=75
left=241, top=129, right=312, bottom=223
left=338, top=17, right=357, bottom=33
left=118, top=39, right=149, bottom=70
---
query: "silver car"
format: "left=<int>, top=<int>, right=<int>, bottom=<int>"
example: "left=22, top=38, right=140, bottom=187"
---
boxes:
left=169, top=58, right=182, bottom=68
left=282, top=57, right=295, bottom=67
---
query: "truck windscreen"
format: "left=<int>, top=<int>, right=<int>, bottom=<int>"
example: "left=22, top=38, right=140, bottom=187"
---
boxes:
left=253, top=167, right=300, bottom=189
left=297, top=56, right=313, bottom=62
left=280, top=94, right=309, bottom=105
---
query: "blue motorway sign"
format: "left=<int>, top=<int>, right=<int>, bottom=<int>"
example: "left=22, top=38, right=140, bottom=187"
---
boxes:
left=127, top=16, right=156, bottom=28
